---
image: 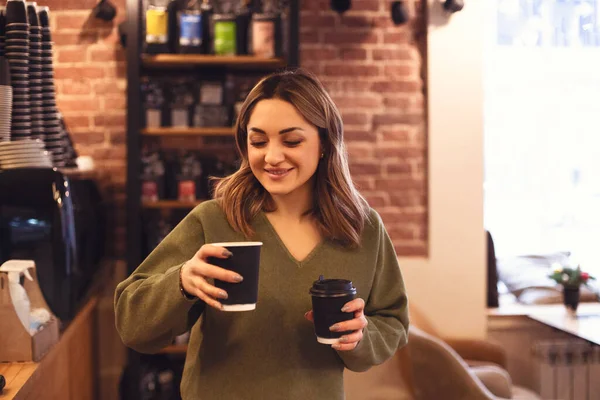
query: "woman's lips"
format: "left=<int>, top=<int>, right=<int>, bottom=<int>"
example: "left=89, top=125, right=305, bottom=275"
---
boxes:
left=264, top=168, right=293, bottom=180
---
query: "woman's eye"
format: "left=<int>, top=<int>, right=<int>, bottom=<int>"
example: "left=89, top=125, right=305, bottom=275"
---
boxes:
left=284, top=141, right=302, bottom=147
left=250, top=142, right=267, bottom=148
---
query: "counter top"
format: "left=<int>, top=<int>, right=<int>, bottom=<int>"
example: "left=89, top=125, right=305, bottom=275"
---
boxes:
left=0, top=293, right=99, bottom=399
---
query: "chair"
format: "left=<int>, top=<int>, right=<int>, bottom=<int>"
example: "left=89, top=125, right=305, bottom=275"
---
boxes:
left=344, top=306, right=541, bottom=400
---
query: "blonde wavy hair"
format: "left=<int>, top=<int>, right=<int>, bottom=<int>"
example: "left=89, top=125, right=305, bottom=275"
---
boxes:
left=213, top=69, right=370, bottom=248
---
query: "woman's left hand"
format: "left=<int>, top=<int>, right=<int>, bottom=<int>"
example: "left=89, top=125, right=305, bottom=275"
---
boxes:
left=304, top=298, right=368, bottom=351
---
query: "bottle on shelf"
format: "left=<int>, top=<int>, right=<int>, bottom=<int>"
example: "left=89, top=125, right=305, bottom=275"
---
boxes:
left=145, top=0, right=172, bottom=54
left=250, top=0, right=282, bottom=58
left=200, top=0, right=214, bottom=54
left=212, top=13, right=237, bottom=56
left=235, top=0, right=252, bottom=55
left=177, top=0, right=203, bottom=53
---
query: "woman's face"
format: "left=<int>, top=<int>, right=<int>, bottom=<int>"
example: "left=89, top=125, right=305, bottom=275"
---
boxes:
left=247, top=98, right=321, bottom=200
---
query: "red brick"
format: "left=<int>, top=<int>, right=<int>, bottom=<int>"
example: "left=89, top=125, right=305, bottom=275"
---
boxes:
left=387, top=226, right=417, bottom=240
left=323, top=64, right=379, bottom=77
left=108, top=130, right=127, bottom=145
left=373, top=16, right=394, bottom=28
left=91, top=48, right=125, bottom=62
left=371, top=81, right=422, bottom=93
left=383, top=65, right=414, bottom=78
left=104, top=62, right=127, bottom=79
left=379, top=210, right=426, bottom=224
left=372, top=48, right=412, bottom=61
left=301, top=47, right=338, bottom=61
left=382, top=96, right=412, bottom=108
left=385, top=161, right=412, bottom=174
left=63, top=115, right=91, bottom=130
left=93, top=81, right=125, bottom=95
left=383, top=32, right=412, bottom=45
left=57, top=48, right=87, bottom=63
left=333, top=95, right=380, bottom=109
left=353, top=177, right=375, bottom=191
left=57, top=97, right=102, bottom=112
left=373, top=113, right=423, bottom=126
left=342, top=81, right=372, bottom=92
left=59, top=80, right=94, bottom=95
left=301, top=0, right=330, bottom=12
left=364, top=194, right=388, bottom=207
left=380, top=128, right=411, bottom=142
left=375, top=177, right=425, bottom=191
left=395, top=243, right=427, bottom=257
left=341, top=112, right=370, bottom=125
left=374, top=146, right=424, bottom=158
left=323, top=31, right=379, bottom=45
left=95, top=115, right=126, bottom=128
left=340, top=48, right=368, bottom=61
left=301, top=15, right=337, bottom=28
left=390, top=192, right=427, bottom=208
left=351, top=0, right=381, bottom=11
left=340, top=16, right=373, bottom=28
left=345, top=130, right=376, bottom=142
left=70, top=130, right=106, bottom=146
left=55, top=13, right=89, bottom=30
left=54, top=66, right=105, bottom=79
left=301, top=31, right=320, bottom=44
left=102, top=96, right=126, bottom=111
left=346, top=142, right=375, bottom=159
left=349, top=160, right=381, bottom=175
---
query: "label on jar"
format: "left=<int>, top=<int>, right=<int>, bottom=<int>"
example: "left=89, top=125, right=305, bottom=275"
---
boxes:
left=179, top=12, right=202, bottom=46
left=178, top=180, right=196, bottom=202
left=213, top=20, right=237, bottom=55
left=141, top=181, right=158, bottom=202
left=252, top=19, right=275, bottom=58
left=146, top=8, right=168, bottom=44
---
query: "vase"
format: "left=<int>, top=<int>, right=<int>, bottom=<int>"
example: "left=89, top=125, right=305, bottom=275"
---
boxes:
left=563, top=286, right=580, bottom=313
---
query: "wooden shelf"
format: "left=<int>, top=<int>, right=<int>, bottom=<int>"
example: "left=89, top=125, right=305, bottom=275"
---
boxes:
left=142, top=127, right=235, bottom=137
left=157, top=344, right=188, bottom=354
left=142, top=200, right=206, bottom=209
left=141, top=54, right=287, bottom=69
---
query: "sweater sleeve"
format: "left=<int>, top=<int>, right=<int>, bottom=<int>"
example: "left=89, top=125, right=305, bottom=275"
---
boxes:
left=114, top=207, right=207, bottom=354
left=336, top=210, right=410, bottom=372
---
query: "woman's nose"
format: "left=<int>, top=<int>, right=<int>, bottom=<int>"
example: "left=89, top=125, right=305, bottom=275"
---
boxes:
left=264, top=144, right=285, bottom=165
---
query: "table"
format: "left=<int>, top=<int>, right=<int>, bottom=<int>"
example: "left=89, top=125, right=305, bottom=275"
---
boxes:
left=527, top=306, right=600, bottom=346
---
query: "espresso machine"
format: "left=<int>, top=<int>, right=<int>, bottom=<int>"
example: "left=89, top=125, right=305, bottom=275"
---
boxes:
left=0, top=168, right=105, bottom=322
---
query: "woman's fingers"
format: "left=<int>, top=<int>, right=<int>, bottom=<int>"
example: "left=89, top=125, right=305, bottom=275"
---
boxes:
left=341, top=298, right=365, bottom=313
left=186, top=275, right=225, bottom=310
left=304, top=310, right=314, bottom=322
left=330, top=315, right=368, bottom=333
left=195, top=244, right=233, bottom=260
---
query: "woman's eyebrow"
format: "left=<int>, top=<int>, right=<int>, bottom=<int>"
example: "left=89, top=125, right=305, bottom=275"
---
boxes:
left=249, top=127, right=304, bottom=134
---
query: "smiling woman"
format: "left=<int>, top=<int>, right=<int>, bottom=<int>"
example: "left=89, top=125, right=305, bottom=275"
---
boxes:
left=214, top=69, right=368, bottom=248
left=114, top=68, right=409, bottom=400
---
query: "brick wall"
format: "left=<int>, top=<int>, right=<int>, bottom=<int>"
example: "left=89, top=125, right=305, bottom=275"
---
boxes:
left=301, top=0, right=428, bottom=256
left=46, top=0, right=128, bottom=259
left=45, top=0, right=427, bottom=262
left=43, top=2, right=128, bottom=399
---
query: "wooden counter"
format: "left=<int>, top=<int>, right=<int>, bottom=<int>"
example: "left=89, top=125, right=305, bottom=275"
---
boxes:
left=0, top=295, right=99, bottom=399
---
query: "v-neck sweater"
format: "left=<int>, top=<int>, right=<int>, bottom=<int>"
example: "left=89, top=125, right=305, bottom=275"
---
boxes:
left=115, top=200, right=409, bottom=400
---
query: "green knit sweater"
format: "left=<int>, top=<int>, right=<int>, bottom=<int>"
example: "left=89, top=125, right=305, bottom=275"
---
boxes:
left=115, top=200, right=409, bottom=400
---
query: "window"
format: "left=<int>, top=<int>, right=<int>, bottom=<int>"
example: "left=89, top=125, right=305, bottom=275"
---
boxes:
left=484, top=0, right=600, bottom=277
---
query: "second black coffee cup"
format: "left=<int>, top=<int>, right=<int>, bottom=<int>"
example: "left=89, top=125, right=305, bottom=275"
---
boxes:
left=208, top=241, right=262, bottom=312
left=309, top=275, right=357, bottom=344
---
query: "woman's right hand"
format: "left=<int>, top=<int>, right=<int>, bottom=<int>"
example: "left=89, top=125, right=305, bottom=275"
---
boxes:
left=180, top=244, right=243, bottom=310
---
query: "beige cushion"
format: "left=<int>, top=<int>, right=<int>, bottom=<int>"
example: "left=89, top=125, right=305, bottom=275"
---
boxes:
left=344, top=352, right=412, bottom=400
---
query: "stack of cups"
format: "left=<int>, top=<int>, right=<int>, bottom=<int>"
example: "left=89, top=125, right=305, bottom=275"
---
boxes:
left=0, top=7, right=6, bottom=56
left=0, top=56, right=12, bottom=142
left=26, top=2, right=43, bottom=142
left=38, top=6, right=65, bottom=167
left=5, top=0, right=32, bottom=141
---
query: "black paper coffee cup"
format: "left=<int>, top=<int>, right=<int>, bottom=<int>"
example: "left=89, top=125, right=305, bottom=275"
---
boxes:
left=208, top=242, right=262, bottom=312
left=309, top=275, right=356, bottom=344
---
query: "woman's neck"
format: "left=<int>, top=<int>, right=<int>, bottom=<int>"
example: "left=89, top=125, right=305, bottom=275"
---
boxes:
left=269, top=188, right=313, bottom=222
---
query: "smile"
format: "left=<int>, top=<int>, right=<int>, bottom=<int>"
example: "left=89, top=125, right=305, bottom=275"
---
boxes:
left=264, top=168, right=293, bottom=178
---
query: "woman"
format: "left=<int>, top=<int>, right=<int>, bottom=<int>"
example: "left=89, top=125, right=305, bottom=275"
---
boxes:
left=115, top=69, right=409, bottom=399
